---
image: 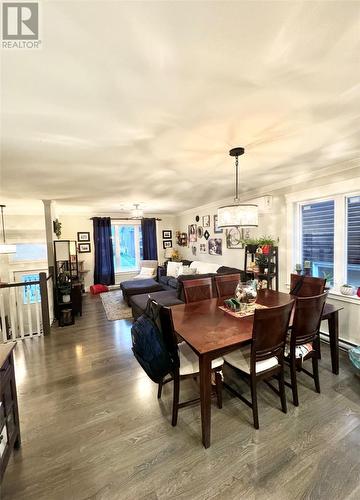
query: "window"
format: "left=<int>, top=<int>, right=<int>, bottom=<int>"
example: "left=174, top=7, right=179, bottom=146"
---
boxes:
left=22, top=274, right=40, bottom=304
left=111, top=223, right=143, bottom=273
left=296, top=192, right=360, bottom=291
left=347, top=196, right=360, bottom=287
left=301, top=200, right=335, bottom=285
left=12, top=243, right=47, bottom=262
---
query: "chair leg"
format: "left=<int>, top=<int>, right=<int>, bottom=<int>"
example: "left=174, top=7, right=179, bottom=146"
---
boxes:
left=290, top=358, right=299, bottom=406
left=157, top=379, right=163, bottom=399
left=215, top=371, right=223, bottom=409
left=172, top=372, right=180, bottom=427
left=312, top=356, right=321, bottom=393
left=279, top=365, right=287, bottom=414
left=250, top=376, right=259, bottom=429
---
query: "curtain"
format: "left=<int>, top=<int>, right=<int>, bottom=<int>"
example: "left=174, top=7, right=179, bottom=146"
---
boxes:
left=141, top=218, right=158, bottom=260
left=93, top=217, right=115, bottom=285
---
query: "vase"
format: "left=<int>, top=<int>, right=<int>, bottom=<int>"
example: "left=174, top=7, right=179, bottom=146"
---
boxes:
left=340, top=285, right=354, bottom=296
left=62, top=294, right=71, bottom=303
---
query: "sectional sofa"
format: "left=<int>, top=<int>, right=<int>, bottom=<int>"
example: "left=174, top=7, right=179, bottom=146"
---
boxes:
left=128, top=260, right=246, bottom=319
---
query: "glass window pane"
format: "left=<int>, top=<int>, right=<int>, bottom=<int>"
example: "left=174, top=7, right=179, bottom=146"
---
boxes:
left=347, top=196, right=360, bottom=287
left=301, top=200, right=335, bottom=285
left=22, top=274, right=40, bottom=304
left=12, top=244, right=47, bottom=261
left=111, top=224, right=141, bottom=273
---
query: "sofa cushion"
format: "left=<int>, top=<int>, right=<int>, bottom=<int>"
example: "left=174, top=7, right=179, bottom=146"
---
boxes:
left=190, top=261, right=221, bottom=274
left=159, top=275, right=172, bottom=286
left=120, top=278, right=164, bottom=304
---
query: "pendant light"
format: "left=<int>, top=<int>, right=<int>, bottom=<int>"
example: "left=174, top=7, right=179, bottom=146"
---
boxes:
left=217, top=147, right=258, bottom=228
left=131, top=204, right=143, bottom=219
left=0, top=205, right=16, bottom=254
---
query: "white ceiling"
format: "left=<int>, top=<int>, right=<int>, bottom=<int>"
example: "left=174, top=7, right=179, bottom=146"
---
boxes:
left=1, top=0, right=360, bottom=215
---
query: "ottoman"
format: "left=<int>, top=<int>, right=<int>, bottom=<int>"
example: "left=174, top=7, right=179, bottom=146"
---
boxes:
left=129, top=290, right=184, bottom=320
left=120, top=278, right=164, bottom=305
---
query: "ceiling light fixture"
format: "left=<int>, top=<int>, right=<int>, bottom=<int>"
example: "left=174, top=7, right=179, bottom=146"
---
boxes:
left=0, top=205, right=16, bottom=254
left=217, top=147, right=258, bottom=228
left=131, top=204, right=144, bottom=219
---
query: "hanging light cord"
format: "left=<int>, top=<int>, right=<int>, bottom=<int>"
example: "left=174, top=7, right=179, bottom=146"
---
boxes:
left=234, top=155, right=239, bottom=203
left=0, top=205, right=6, bottom=243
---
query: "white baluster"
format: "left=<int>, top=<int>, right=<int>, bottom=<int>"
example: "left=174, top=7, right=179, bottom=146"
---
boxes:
left=9, top=287, right=17, bottom=340
left=35, top=287, right=41, bottom=336
left=26, top=288, right=33, bottom=337
left=17, top=287, right=25, bottom=339
left=0, top=290, right=7, bottom=343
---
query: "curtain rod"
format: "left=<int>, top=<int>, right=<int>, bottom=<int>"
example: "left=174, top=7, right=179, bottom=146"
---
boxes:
left=90, top=217, right=162, bottom=221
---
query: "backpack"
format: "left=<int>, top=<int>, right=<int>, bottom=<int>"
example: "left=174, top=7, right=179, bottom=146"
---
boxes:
left=131, top=299, right=178, bottom=383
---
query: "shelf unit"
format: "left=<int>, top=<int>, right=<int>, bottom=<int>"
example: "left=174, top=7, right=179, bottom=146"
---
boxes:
left=244, top=245, right=279, bottom=291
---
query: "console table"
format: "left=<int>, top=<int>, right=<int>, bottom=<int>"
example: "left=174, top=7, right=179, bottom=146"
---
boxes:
left=0, top=344, right=21, bottom=482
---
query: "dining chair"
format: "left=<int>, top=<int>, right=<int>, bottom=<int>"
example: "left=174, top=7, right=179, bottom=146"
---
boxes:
left=285, top=292, right=327, bottom=406
left=183, top=277, right=213, bottom=304
left=156, top=302, right=223, bottom=426
left=223, top=300, right=294, bottom=429
left=214, top=273, right=241, bottom=298
left=290, top=274, right=326, bottom=297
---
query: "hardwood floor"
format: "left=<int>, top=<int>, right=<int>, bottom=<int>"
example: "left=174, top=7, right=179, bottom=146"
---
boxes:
left=1, top=294, right=359, bottom=500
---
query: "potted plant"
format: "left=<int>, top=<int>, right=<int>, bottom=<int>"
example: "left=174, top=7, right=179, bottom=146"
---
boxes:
left=244, top=238, right=259, bottom=254
left=322, top=271, right=333, bottom=290
left=258, top=235, right=277, bottom=255
left=58, top=272, right=72, bottom=303
left=255, top=253, right=268, bottom=273
left=340, top=284, right=355, bottom=296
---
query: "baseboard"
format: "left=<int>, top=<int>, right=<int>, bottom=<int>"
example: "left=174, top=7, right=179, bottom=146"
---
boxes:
left=320, top=332, right=355, bottom=351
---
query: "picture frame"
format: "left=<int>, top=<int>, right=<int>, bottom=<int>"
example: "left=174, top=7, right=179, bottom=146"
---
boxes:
left=163, top=240, right=172, bottom=249
left=162, top=230, right=172, bottom=239
left=199, top=243, right=207, bottom=254
left=77, top=231, right=90, bottom=242
left=202, top=215, right=210, bottom=227
left=188, top=224, right=197, bottom=242
left=226, top=227, right=245, bottom=249
left=208, top=238, right=222, bottom=256
left=213, top=214, right=223, bottom=234
left=78, top=243, right=91, bottom=253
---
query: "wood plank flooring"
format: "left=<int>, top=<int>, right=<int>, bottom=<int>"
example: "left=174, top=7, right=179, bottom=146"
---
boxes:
left=1, top=294, right=359, bottom=500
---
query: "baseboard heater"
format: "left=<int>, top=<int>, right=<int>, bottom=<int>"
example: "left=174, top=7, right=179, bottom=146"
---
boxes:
left=320, top=332, right=356, bottom=352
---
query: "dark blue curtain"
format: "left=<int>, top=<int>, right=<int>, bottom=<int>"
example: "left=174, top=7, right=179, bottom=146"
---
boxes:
left=93, top=217, right=115, bottom=285
left=141, top=218, right=158, bottom=260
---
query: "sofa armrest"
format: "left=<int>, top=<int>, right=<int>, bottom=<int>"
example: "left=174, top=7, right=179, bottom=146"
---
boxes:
left=157, top=265, right=166, bottom=282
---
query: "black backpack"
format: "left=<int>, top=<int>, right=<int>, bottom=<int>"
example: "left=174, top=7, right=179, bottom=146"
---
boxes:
left=131, top=299, right=178, bottom=383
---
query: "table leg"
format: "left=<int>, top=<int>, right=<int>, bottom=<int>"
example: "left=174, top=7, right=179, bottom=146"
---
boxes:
left=199, top=354, right=212, bottom=449
left=328, top=311, right=339, bottom=375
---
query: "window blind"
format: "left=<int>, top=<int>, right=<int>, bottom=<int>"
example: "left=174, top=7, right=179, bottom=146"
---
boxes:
left=347, top=196, right=360, bottom=286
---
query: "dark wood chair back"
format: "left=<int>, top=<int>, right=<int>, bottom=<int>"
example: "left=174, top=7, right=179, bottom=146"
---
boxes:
left=183, top=278, right=213, bottom=304
left=290, top=274, right=326, bottom=297
left=251, top=301, right=295, bottom=366
left=291, top=293, right=327, bottom=347
left=214, top=273, right=241, bottom=298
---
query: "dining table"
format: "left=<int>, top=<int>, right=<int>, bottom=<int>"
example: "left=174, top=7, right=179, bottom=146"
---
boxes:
left=170, top=289, right=342, bottom=448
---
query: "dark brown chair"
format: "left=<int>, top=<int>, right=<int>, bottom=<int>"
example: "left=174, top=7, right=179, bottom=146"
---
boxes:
left=214, top=273, right=241, bottom=298
left=183, top=277, right=213, bottom=304
left=290, top=274, right=326, bottom=297
left=223, top=300, right=295, bottom=429
left=285, top=292, right=327, bottom=406
left=156, top=303, right=223, bottom=426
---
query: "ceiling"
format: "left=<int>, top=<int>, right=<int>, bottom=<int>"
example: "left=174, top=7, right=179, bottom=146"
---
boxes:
left=1, top=1, right=360, bottom=214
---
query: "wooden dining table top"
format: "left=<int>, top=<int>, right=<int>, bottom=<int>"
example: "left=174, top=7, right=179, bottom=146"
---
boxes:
left=170, top=289, right=294, bottom=356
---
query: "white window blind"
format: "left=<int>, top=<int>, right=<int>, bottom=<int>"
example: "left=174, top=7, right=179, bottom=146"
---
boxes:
left=347, top=196, right=360, bottom=287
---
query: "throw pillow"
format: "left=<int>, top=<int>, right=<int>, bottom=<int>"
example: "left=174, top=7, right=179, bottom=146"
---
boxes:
left=167, top=261, right=181, bottom=277
left=139, top=267, right=156, bottom=277
left=182, top=266, right=195, bottom=275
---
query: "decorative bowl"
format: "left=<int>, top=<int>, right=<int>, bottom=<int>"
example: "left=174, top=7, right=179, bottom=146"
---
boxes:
left=340, top=285, right=355, bottom=296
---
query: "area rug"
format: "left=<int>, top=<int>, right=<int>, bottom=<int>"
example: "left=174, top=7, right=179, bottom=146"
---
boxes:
left=100, top=290, right=133, bottom=321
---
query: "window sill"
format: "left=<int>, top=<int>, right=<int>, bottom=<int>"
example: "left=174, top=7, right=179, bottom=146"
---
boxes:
left=285, top=283, right=360, bottom=305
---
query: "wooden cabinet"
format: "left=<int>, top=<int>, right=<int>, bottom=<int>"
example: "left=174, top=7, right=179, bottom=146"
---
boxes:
left=0, top=344, right=21, bottom=483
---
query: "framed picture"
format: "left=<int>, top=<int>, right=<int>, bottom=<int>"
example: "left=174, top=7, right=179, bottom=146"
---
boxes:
left=208, top=238, right=222, bottom=256
left=202, top=215, right=210, bottom=227
left=213, top=215, right=223, bottom=234
left=77, top=231, right=90, bottom=242
left=199, top=243, right=207, bottom=254
left=78, top=243, right=91, bottom=253
left=162, top=230, right=172, bottom=239
left=163, top=240, right=172, bottom=249
left=188, top=224, right=197, bottom=242
left=226, top=227, right=244, bottom=249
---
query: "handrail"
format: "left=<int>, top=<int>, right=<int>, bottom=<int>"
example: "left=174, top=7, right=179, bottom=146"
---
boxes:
left=0, top=274, right=53, bottom=289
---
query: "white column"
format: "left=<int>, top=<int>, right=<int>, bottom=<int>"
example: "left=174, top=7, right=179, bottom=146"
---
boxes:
left=42, top=200, right=57, bottom=272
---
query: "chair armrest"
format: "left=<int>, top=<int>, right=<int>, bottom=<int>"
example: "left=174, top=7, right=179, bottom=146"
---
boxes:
left=157, top=266, right=166, bottom=282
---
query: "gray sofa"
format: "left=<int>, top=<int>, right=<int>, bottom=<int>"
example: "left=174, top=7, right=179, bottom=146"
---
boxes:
left=129, top=260, right=246, bottom=319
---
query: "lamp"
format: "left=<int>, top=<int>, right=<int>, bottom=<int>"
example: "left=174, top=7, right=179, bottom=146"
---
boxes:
left=217, top=147, right=258, bottom=228
left=0, top=205, right=16, bottom=254
left=131, top=204, right=143, bottom=219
